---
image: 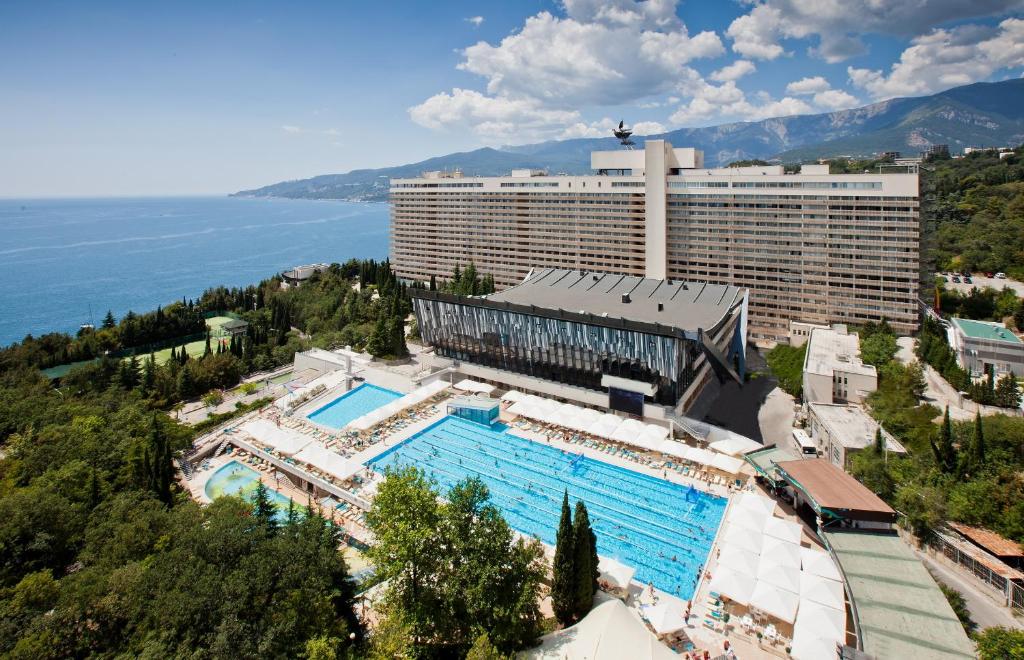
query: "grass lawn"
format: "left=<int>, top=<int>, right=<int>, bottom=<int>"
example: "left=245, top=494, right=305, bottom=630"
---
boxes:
left=131, top=316, right=238, bottom=366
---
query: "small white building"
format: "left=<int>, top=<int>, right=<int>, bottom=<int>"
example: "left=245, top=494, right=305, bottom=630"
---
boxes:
left=789, top=320, right=829, bottom=347
left=949, top=317, right=1024, bottom=378
left=293, top=347, right=356, bottom=377
left=807, top=402, right=906, bottom=469
left=802, top=325, right=878, bottom=405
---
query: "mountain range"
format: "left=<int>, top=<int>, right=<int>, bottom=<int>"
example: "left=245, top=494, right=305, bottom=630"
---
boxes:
left=234, top=78, right=1024, bottom=202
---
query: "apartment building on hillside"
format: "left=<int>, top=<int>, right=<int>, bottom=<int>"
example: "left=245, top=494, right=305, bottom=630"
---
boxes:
left=390, top=140, right=919, bottom=343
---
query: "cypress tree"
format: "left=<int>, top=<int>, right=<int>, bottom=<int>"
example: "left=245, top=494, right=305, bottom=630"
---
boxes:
left=102, top=310, right=116, bottom=329
left=935, top=406, right=955, bottom=472
left=429, top=274, right=437, bottom=291
left=872, top=427, right=884, bottom=456
left=204, top=330, right=212, bottom=356
left=972, top=411, right=986, bottom=470
left=552, top=490, right=576, bottom=625
left=252, top=482, right=278, bottom=535
left=572, top=501, right=599, bottom=620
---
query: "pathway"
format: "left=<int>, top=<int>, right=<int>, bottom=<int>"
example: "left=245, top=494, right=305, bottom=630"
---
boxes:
left=913, top=546, right=1024, bottom=632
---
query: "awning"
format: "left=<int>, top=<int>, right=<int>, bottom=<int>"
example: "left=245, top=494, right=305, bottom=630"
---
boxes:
left=500, top=390, right=526, bottom=403
left=717, top=546, right=760, bottom=578
left=756, top=561, right=801, bottom=594
left=640, top=593, right=689, bottom=636
left=761, top=535, right=802, bottom=569
left=240, top=419, right=312, bottom=456
left=764, top=516, right=804, bottom=545
left=453, top=378, right=495, bottom=395
left=709, top=435, right=763, bottom=456
left=800, top=572, right=845, bottom=612
left=711, top=453, right=744, bottom=474
left=749, top=579, right=799, bottom=623
left=800, top=546, right=843, bottom=582
left=294, top=443, right=362, bottom=482
left=598, top=556, right=636, bottom=590
left=708, top=568, right=756, bottom=605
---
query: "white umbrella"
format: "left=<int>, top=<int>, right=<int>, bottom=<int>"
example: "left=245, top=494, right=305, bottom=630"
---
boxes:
left=611, top=418, right=646, bottom=445
left=749, top=579, right=799, bottom=623
left=598, top=555, right=636, bottom=591
left=728, top=505, right=769, bottom=534
left=641, top=593, right=688, bottom=636
left=643, top=423, right=670, bottom=442
left=761, top=535, right=802, bottom=569
left=657, top=439, right=690, bottom=460
left=589, top=413, right=624, bottom=440
left=794, top=600, right=846, bottom=640
left=685, top=446, right=718, bottom=466
left=500, top=390, right=525, bottom=403
left=800, top=547, right=843, bottom=582
left=789, top=631, right=841, bottom=660
left=709, top=435, right=763, bottom=456
left=735, top=491, right=777, bottom=517
left=763, top=516, right=804, bottom=545
left=711, top=453, right=744, bottom=474
left=756, top=561, right=801, bottom=594
left=708, top=568, right=756, bottom=605
left=800, top=572, right=845, bottom=612
left=717, top=546, right=760, bottom=578
left=723, top=524, right=763, bottom=554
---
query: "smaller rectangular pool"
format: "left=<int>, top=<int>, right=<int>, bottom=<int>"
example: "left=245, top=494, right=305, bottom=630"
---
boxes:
left=205, top=460, right=300, bottom=521
left=306, top=383, right=402, bottom=429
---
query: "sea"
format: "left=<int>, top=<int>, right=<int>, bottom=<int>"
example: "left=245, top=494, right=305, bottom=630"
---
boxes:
left=0, top=196, right=390, bottom=347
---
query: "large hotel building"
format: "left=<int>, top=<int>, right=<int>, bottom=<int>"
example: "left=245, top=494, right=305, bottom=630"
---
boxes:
left=391, top=140, right=919, bottom=343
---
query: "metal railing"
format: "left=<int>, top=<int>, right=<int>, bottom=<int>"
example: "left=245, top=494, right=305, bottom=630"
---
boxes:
left=928, top=530, right=1024, bottom=614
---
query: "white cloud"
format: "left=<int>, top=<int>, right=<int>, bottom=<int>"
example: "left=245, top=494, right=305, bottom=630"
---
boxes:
left=710, top=60, right=756, bottom=83
left=457, top=7, right=722, bottom=107
left=727, top=0, right=1024, bottom=63
left=409, top=88, right=581, bottom=143
left=281, top=125, right=303, bottom=134
left=633, top=120, right=667, bottom=135
left=848, top=18, right=1024, bottom=99
left=466, top=16, right=484, bottom=27
left=785, top=76, right=830, bottom=95
left=668, top=80, right=813, bottom=126
left=413, top=1, right=726, bottom=142
left=812, top=88, right=859, bottom=110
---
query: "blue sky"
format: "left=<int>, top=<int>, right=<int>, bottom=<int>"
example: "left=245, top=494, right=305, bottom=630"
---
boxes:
left=1, top=0, right=1022, bottom=197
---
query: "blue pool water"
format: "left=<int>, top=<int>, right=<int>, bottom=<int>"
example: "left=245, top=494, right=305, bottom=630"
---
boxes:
left=369, top=416, right=727, bottom=599
left=306, top=383, right=402, bottom=429
left=204, top=460, right=300, bottom=521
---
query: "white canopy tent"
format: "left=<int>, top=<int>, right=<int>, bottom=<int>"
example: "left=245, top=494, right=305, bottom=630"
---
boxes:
left=708, top=434, right=763, bottom=456
left=656, top=439, right=690, bottom=460
left=790, top=602, right=846, bottom=660
left=294, top=443, right=362, bottom=482
left=641, top=593, right=689, bottom=636
left=735, top=491, right=777, bottom=517
left=727, top=506, right=769, bottom=535
left=760, top=535, right=803, bottom=570
left=684, top=445, right=718, bottom=467
left=717, top=546, right=760, bottom=578
left=588, top=413, right=624, bottom=439
left=749, top=580, right=799, bottom=623
left=800, top=572, right=846, bottom=612
left=500, top=389, right=526, bottom=403
left=453, top=378, right=495, bottom=395
left=763, top=516, right=804, bottom=545
left=722, top=524, right=764, bottom=554
left=708, top=568, right=756, bottom=606
left=756, top=561, right=802, bottom=595
left=573, top=407, right=604, bottom=431
left=710, top=453, right=745, bottom=475
left=241, top=419, right=312, bottom=456
left=610, top=418, right=647, bottom=445
left=800, top=547, right=843, bottom=582
left=598, top=556, right=636, bottom=591
left=527, top=599, right=678, bottom=660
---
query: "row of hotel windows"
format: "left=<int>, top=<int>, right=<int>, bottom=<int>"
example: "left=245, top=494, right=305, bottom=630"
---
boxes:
left=394, top=180, right=885, bottom=190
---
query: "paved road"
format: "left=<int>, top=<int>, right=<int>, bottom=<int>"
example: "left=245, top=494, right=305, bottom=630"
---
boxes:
left=914, top=547, right=1024, bottom=632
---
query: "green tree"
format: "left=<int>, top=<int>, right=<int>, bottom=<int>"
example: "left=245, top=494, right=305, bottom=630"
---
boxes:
left=366, top=315, right=389, bottom=358
left=251, top=481, right=279, bottom=535
left=571, top=501, right=598, bottom=621
left=860, top=330, right=898, bottom=367
left=931, top=406, right=957, bottom=473
left=936, top=580, right=976, bottom=634
left=972, top=411, right=986, bottom=472
left=976, top=626, right=1024, bottom=659
left=765, top=344, right=806, bottom=399
left=551, top=491, right=576, bottom=625
left=466, top=632, right=505, bottom=660
left=995, top=373, right=1022, bottom=409
left=101, top=310, right=116, bottom=329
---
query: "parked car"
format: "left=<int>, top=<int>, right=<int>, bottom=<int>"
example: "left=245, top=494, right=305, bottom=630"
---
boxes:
left=952, top=276, right=961, bottom=283
left=964, top=276, right=973, bottom=284
left=996, top=272, right=1007, bottom=279
left=985, top=272, right=994, bottom=278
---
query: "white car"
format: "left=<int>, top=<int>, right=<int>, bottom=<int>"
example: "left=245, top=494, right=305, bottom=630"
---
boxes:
left=995, top=272, right=1007, bottom=279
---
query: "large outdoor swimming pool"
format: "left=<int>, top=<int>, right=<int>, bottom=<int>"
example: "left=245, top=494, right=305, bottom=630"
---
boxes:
left=306, top=383, right=402, bottom=429
left=369, top=416, right=727, bottom=598
left=205, top=460, right=299, bottom=521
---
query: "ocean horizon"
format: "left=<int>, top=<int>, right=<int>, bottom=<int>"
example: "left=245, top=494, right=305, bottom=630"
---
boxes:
left=0, top=196, right=390, bottom=347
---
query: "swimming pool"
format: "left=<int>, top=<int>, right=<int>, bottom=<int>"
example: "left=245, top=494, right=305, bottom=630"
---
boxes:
left=306, top=383, right=402, bottom=429
left=369, top=416, right=726, bottom=598
left=205, top=460, right=300, bottom=521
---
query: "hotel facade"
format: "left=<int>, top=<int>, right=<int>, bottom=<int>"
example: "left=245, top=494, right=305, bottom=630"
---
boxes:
left=391, top=140, right=920, bottom=342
